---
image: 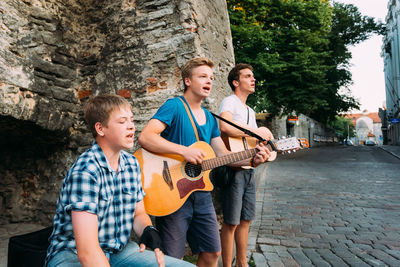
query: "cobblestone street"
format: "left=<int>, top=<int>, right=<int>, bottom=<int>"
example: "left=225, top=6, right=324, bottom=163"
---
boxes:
left=249, top=145, right=400, bottom=266
left=1, top=145, right=400, bottom=267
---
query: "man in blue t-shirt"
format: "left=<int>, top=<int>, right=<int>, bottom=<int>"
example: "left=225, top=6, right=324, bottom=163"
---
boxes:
left=138, top=58, right=272, bottom=267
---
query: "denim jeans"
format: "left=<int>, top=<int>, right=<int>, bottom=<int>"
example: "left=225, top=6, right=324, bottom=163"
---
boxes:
left=47, top=241, right=195, bottom=267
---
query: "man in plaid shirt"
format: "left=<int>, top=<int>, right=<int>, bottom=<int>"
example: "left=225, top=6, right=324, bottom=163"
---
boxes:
left=46, top=94, right=194, bottom=267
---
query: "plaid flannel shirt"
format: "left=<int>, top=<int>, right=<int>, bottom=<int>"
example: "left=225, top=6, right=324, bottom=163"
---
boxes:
left=46, top=141, right=144, bottom=264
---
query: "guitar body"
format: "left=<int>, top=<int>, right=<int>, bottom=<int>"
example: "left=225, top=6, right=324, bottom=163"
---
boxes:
left=134, top=141, right=215, bottom=217
left=228, top=135, right=259, bottom=152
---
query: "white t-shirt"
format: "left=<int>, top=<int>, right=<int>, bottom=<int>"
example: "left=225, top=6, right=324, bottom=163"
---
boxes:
left=219, top=94, right=258, bottom=129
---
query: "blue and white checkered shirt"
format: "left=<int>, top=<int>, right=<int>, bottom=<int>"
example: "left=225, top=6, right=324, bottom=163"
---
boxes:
left=46, top=141, right=144, bottom=264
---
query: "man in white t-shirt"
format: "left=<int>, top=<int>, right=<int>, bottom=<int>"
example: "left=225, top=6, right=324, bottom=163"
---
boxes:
left=218, top=63, right=275, bottom=267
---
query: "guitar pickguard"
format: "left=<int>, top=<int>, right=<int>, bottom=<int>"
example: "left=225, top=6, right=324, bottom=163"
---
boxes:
left=177, top=177, right=206, bottom=198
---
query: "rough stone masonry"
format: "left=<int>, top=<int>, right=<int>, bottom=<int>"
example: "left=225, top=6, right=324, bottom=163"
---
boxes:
left=0, top=0, right=234, bottom=225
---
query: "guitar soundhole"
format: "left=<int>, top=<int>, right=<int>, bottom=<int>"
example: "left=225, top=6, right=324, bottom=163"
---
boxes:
left=184, top=162, right=202, bottom=179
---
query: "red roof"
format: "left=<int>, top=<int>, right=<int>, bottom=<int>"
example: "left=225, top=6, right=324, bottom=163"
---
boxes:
left=344, top=112, right=381, bottom=126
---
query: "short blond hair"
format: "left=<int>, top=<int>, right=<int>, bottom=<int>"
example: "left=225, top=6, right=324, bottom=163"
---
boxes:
left=84, top=94, right=131, bottom=138
left=181, top=57, right=214, bottom=91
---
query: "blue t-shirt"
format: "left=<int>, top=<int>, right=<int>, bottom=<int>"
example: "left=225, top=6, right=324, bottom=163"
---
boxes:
left=152, top=96, right=220, bottom=146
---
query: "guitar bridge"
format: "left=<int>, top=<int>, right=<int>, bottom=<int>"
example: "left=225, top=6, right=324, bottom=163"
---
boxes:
left=162, top=161, right=174, bottom=190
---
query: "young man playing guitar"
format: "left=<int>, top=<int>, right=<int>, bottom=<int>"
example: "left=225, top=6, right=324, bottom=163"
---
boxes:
left=219, top=63, right=276, bottom=267
left=138, top=58, right=271, bottom=267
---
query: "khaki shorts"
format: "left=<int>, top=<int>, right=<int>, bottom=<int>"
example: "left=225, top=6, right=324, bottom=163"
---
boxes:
left=221, top=169, right=256, bottom=225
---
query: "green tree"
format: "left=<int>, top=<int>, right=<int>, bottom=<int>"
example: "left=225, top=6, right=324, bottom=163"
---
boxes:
left=328, top=115, right=355, bottom=141
left=310, top=2, right=384, bottom=122
left=227, top=0, right=384, bottom=123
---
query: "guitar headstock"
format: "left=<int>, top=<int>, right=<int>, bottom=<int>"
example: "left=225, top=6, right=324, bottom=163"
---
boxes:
left=270, top=137, right=308, bottom=154
left=298, top=138, right=309, bottom=148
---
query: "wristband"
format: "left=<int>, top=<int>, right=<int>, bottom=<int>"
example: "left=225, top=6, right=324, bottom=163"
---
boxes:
left=139, top=226, right=163, bottom=251
left=250, top=157, right=255, bottom=167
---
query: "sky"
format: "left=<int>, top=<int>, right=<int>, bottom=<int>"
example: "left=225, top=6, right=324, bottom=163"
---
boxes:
left=334, top=0, right=389, bottom=113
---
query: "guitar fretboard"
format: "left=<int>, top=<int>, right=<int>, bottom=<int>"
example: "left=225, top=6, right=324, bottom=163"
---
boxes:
left=201, top=148, right=258, bottom=170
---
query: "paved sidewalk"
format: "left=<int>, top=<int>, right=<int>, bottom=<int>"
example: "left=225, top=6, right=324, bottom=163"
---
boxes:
left=380, top=145, right=400, bottom=159
left=249, top=145, right=400, bottom=267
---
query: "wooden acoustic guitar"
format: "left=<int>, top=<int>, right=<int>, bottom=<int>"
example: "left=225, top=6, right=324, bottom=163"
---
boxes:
left=222, top=126, right=277, bottom=167
left=224, top=127, right=310, bottom=167
left=134, top=136, right=303, bottom=216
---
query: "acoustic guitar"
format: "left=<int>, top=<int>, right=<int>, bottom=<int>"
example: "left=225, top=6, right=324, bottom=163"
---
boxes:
left=224, top=127, right=309, bottom=165
left=222, top=126, right=278, bottom=166
left=134, top=137, right=303, bottom=216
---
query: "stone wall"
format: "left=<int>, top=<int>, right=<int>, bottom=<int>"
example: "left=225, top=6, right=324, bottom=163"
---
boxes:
left=0, top=0, right=234, bottom=224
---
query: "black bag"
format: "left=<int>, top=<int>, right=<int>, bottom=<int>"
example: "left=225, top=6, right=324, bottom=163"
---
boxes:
left=210, top=165, right=235, bottom=188
left=8, top=226, right=53, bottom=267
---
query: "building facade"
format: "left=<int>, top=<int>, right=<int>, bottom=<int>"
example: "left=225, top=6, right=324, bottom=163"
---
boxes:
left=346, top=111, right=383, bottom=145
left=382, top=0, right=400, bottom=145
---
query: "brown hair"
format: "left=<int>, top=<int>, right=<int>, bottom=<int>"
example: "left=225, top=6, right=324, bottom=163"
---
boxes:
left=228, top=63, right=253, bottom=91
left=84, top=94, right=131, bottom=138
left=181, top=57, right=214, bottom=91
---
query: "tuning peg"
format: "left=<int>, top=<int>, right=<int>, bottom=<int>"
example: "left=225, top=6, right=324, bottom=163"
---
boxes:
left=287, top=150, right=291, bottom=154
left=293, top=150, right=296, bottom=153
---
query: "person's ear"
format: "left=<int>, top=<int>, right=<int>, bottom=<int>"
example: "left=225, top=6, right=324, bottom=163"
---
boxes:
left=184, top=77, right=191, bottom=88
left=95, top=122, right=105, bottom=137
left=233, top=80, right=239, bottom=87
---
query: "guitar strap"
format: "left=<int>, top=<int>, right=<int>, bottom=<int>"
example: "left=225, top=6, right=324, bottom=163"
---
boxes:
left=178, top=97, right=200, bottom=142
left=211, top=111, right=277, bottom=151
left=246, top=107, right=249, bottom=125
left=178, top=97, right=276, bottom=152
left=210, top=111, right=265, bottom=141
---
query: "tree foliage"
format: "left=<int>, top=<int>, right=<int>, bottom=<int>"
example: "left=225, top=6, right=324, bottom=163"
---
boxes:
left=227, top=0, right=384, bottom=123
left=327, top=115, right=355, bottom=141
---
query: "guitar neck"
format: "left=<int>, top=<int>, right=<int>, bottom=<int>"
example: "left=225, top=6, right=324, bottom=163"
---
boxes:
left=201, top=148, right=258, bottom=170
left=200, top=135, right=303, bottom=171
